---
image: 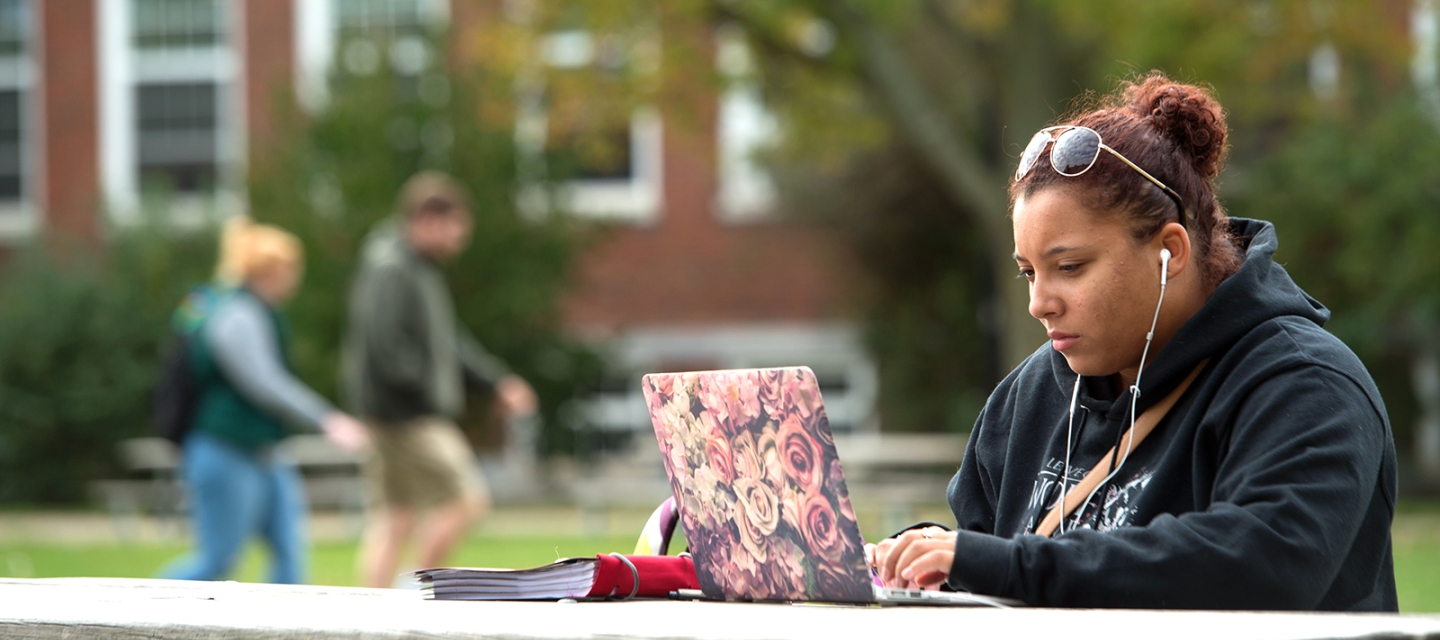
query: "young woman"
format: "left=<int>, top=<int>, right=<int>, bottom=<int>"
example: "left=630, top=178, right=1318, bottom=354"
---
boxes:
left=873, top=73, right=1397, bottom=610
left=159, top=218, right=368, bottom=584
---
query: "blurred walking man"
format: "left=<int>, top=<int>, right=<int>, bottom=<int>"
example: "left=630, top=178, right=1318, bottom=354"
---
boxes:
left=343, top=172, right=536, bottom=588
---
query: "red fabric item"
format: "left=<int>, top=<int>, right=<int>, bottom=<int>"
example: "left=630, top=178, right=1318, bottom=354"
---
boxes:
left=585, top=554, right=699, bottom=599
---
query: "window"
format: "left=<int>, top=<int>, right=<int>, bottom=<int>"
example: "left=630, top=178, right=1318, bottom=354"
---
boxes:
left=0, top=90, right=20, bottom=199
left=133, top=0, right=225, bottom=49
left=100, top=0, right=239, bottom=217
left=0, top=0, right=31, bottom=234
left=515, top=29, right=663, bottom=223
left=131, top=0, right=231, bottom=196
left=1416, top=0, right=1440, bottom=128
left=715, top=24, right=778, bottom=223
left=295, top=0, right=447, bottom=111
left=0, top=0, right=26, bottom=56
left=335, top=0, right=430, bottom=40
left=136, top=82, right=218, bottom=193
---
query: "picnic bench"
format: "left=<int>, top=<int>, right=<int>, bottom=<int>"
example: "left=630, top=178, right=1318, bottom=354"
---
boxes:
left=90, top=436, right=366, bottom=539
left=2, top=577, right=1438, bottom=639
left=833, top=432, right=967, bottom=530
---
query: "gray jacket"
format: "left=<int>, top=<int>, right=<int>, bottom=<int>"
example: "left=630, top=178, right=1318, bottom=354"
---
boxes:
left=341, top=221, right=509, bottom=422
left=206, top=292, right=331, bottom=431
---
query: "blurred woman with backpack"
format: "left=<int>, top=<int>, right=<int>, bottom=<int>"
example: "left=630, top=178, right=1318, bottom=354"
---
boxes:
left=158, top=217, right=368, bottom=584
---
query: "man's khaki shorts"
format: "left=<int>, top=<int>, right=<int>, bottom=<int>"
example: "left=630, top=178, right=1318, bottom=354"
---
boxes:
left=362, top=415, right=488, bottom=509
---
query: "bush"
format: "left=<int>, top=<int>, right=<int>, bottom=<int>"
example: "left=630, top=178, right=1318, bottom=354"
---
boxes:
left=1229, top=96, right=1440, bottom=466
left=0, top=228, right=214, bottom=503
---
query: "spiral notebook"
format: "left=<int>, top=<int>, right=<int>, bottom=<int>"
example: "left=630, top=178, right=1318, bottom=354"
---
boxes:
left=415, top=554, right=699, bottom=601
left=415, top=558, right=598, bottom=600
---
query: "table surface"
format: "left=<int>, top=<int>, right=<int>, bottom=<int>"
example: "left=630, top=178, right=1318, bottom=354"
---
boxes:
left=1, top=577, right=1439, bottom=640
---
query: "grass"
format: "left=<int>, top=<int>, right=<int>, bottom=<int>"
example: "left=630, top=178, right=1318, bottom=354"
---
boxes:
left=0, top=534, right=639, bottom=587
left=1, top=504, right=1437, bottom=612
left=1393, top=501, right=1440, bottom=613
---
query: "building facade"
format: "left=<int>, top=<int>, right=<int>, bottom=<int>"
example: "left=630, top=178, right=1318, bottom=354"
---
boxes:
left=17, top=0, right=878, bottom=436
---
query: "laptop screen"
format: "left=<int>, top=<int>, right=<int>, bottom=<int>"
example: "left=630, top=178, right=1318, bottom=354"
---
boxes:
left=642, top=367, right=874, bottom=603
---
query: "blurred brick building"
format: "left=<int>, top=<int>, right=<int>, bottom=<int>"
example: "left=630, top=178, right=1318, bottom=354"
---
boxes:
left=10, top=0, right=877, bottom=435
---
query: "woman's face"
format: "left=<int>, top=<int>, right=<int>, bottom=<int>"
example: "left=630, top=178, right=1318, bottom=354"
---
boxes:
left=1013, top=188, right=1165, bottom=381
left=250, top=259, right=303, bottom=307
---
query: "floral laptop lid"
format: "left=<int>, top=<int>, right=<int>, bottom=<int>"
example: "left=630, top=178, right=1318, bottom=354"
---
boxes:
left=642, top=367, right=873, bottom=603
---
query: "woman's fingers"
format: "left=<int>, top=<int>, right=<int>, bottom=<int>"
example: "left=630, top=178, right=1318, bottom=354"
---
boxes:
left=899, top=548, right=955, bottom=589
left=876, top=528, right=959, bottom=587
left=889, top=529, right=955, bottom=588
left=873, top=537, right=897, bottom=584
left=892, top=538, right=939, bottom=583
left=874, top=533, right=912, bottom=585
left=877, top=530, right=922, bottom=586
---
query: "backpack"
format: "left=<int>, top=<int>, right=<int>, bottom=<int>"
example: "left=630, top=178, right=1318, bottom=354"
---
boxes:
left=151, top=286, right=222, bottom=444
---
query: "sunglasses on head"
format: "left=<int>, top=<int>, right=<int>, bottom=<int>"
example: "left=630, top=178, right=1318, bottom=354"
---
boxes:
left=1016, top=125, right=1188, bottom=229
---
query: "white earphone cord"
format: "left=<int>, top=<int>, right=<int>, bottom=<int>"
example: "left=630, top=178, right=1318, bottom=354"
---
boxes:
left=1056, top=374, right=1082, bottom=534
left=1058, top=249, right=1169, bottom=534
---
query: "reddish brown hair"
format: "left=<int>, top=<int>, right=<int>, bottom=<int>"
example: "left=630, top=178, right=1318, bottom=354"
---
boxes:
left=1011, top=71, right=1242, bottom=289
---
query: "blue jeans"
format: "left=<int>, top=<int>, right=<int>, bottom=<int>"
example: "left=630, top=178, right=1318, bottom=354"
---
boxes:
left=158, top=432, right=309, bottom=584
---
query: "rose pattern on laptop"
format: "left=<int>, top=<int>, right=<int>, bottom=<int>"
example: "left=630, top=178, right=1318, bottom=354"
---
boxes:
left=643, top=368, right=872, bottom=602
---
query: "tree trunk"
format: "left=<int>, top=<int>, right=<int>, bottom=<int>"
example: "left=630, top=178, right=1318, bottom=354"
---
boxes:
left=831, top=2, right=1046, bottom=373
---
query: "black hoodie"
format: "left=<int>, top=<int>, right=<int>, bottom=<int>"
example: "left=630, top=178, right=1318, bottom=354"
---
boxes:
left=944, top=218, right=1397, bottom=610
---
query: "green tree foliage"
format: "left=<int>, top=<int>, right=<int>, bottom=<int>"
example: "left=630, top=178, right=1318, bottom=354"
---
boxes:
left=795, top=145, right=996, bottom=433
left=248, top=32, right=601, bottom=456
left=0, top=229, right=215, bottom=503
left=1230, top=96, right=1440, bottom=456
left=0, top=29, right=598, bottom=504
left=510, top=0, right=1431, bottom=444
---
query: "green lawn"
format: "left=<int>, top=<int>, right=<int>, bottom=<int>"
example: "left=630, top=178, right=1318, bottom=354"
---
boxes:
left=1392, top=502, right=1440, bottom=613
left=2, top=507, right=1438, bottom=612
left=0, top=534, right=639, bottom=587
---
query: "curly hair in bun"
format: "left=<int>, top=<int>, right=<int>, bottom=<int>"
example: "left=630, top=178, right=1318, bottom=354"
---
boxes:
left=1011, top=71, right=1242, bottom=290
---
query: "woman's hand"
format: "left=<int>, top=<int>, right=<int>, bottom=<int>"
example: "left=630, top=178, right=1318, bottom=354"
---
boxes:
left=320, top=412, right=370, bottom=453
left=496, top=375, right=538, bottom=418
left=872, top=526, right=955, bottom=590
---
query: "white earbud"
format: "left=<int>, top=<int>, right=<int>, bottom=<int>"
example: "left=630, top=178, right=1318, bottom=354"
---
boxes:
left=1159, top=248, right=1171, bottom=287
left=1061, top=244, right=1174, bottom=533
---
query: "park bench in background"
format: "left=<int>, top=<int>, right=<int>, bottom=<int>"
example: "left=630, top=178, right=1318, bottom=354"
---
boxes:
left=566, top=445, right=675, bottom=535
left=91, top=435, right=366, bottom=540
left=566, top=432, right=967, bottom=535
left=90, top=438, right=188, bottom=538
left=91, top=430, right=966, bottom=540
left=832, top=432, right=967, bottom=531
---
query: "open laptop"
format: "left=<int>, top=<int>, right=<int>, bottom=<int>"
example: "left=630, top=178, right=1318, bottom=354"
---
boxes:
left=641, top=366, right=1017, bottom=607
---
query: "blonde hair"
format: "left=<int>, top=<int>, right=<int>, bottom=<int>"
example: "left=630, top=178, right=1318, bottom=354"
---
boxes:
left=214, top=216, right=303, bottom=286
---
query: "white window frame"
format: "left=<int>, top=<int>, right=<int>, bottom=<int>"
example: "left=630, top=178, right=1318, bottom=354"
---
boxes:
left=714, top=24, right=778, bottom=224
left=99, top=0, right=246, bottom=227
left=0, top=0, right=36, bottom=239
left=293, top=0, right=449, bottom=113
left=1416, top=0, right=1440, bottom=129
left=515, top=29, right=664, bottom=225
